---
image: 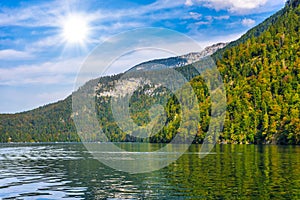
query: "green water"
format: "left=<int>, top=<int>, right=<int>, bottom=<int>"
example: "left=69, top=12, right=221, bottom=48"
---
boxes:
left=0, top=143, right=299, bottom=199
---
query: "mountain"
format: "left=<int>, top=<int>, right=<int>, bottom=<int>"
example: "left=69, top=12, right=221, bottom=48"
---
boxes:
left=0, top=1, right=299, bottom=144
left=287, top=0, right=300, bottom=7
left=214, top=0, right=299, bottom=59
left=129, top=43, right=227, bottom=72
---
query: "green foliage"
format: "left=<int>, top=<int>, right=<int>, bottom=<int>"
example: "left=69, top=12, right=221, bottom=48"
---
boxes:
left=0, top=96, right=79, bottom=142
left=216, top=4, right=300, bottom=144
left=0, top=3, right=299, bottom=144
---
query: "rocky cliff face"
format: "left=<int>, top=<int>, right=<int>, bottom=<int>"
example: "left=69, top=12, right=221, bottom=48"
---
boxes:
left=129, top=43, right=227, bottom=72
left=180, top=43, right=228, bottom=63
left=97, top=42, right=228, bottom=97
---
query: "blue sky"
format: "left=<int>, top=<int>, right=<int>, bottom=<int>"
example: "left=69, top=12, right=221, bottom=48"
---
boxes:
left=0, top=0, right=286, bottom=113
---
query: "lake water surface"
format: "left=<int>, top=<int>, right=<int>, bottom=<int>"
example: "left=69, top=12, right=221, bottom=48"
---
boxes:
left=0, top=143, right=299, bottom=199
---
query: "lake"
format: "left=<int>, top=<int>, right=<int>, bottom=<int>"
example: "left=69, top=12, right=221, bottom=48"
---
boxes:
left=0, top=143, right=299, bottom=199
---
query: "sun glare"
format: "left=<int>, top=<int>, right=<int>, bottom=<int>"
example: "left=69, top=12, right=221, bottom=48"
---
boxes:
left=62, top=14, right=90, bottom=45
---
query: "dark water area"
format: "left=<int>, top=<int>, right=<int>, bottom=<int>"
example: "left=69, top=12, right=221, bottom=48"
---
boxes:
left=0, top=143, right=299, bottom=199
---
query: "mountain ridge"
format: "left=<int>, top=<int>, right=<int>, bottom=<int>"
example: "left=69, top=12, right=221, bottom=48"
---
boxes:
left=129, top=42, right=227, bottom=72
left=0, top=2, right=299, bottom=144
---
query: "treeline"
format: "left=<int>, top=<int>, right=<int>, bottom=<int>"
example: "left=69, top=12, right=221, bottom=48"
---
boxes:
left=0, top=2, right=299, bottom=144
left=0, top=97, right=79, bottom=142
left=218, top=4, right=300, bottom=144
left=88, top=3, right=300, bottom=144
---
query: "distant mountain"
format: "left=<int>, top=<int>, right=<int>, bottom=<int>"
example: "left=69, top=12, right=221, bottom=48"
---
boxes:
left=129, top=43, right=227, bottom=72
left=0, top=1, right=299, bottom=144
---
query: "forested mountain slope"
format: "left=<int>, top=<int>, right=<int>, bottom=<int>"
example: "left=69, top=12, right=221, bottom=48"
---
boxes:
left=0, top=1, right=299, bottom=144
left=217, top=0, right=300, bottom=144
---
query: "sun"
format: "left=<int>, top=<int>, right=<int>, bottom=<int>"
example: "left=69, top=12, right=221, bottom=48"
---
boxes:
left=61, top=14, right=90, bottom=45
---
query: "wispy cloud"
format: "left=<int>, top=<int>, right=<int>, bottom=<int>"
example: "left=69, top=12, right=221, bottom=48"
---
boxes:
left=185, top=0, right=194, bottom=6
left=201, top=0, right=268, bottom=12
left=0, top=0, right=286, bottom=113
left=0, top=1, right=64, bottom=27
left=214, top=15, right=230, bottom=20
left=0, top=49, right=33, bottom=60
left=185, top=0, right=285, bottom=15
left=0, top=0, right=190, bottom=54
left=0, top=58, right=82, bottom=86
left=0, top=0, right=185, bottom=28
left=26, top=35, right=62, bottom=52
left=195, top=21, right=212, bottom=26
left=188, top=12, right=203, bottom=20
left=242, top=18, right=256, bottom=27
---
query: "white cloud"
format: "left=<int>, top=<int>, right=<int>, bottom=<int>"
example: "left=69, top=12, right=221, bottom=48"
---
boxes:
left=0, top=0, right=191, bottom=54
left=27, top=36, right=63, bottom=52
left=191, top=0, right=285, bottom=14
left=0, top=58, right=82, bottom=86
left=214, top=15, right=230, bottom=20
left=204, top=0, right=267, bottom=11
left=188, top=12, right=202, bottom=20
left=0, top=49, right=33, bottom=60
left=0, top=2, right=61, bottom=27
left=195, top=21, right=212, bottom=25
left=0, top=0, right=186, bottom=28
left=185, top=0, right=194, bottom=6
left=241, top=18, right=256, bottom=27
